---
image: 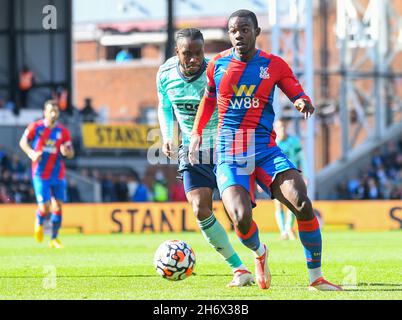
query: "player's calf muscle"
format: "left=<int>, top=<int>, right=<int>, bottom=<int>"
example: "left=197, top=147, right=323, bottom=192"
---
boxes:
left=292, top=197, right=314, bottom=221
left=234, top=215, right=252, bottom=234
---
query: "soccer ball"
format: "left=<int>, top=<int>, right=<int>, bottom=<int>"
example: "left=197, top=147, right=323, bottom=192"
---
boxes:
left=153, top=240, right=196, bottom=281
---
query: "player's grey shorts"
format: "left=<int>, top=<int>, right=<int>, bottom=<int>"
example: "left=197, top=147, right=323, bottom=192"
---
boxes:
left=177, top=145, right=217, bottom=193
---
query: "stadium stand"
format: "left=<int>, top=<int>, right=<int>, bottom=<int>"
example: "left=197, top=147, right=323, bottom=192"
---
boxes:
left=333, top=138, right=402, bottom=200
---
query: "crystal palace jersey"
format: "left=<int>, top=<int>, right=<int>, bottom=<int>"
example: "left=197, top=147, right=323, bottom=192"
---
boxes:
left=157, top=56, right=218, bottom=149
left=24, top=120, right=72, bottom=180
left=194, top=48, right=311, bottom=158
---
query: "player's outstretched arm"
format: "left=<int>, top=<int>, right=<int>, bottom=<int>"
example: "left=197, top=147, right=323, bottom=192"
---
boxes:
left=276, top=56, right=314, bottom=119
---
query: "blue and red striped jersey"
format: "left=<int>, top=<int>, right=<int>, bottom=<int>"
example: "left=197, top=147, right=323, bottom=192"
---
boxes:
left=194, top=48, right=311, bottom=156
left=24, top=120, right=72, bottom=180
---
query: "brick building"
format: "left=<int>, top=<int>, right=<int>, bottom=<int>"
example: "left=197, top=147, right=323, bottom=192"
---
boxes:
left=73, top=3, right=402, bottom=170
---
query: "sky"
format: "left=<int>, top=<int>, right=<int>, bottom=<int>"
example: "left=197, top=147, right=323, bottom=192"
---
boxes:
left=73, top=0, right=269, bottom=23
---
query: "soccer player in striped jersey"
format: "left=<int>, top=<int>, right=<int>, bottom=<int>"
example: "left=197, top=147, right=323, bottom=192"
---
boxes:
left=20, top=100, right=74, bottom=248
left=189, top=10, right=342, bottom=291
left=157, top=28, right=254, bottom=287
left=273, top=118, right=307, bottom=240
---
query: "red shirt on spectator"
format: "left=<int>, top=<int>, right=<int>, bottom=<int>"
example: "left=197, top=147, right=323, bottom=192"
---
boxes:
left=170, top=181, right=187, bottom=202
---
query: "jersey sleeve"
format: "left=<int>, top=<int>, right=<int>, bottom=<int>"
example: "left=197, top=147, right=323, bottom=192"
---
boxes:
left=192, top=60, right=217, bottom=135
left=276, top=57, right=312, bottom=104
left=156, top=70, right=174, bottom=142
left=24, top=122, right=37, bottom=141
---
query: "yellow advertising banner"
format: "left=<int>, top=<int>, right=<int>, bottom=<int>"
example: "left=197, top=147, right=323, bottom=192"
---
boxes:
left=81, top=123, right=162, bottom=149
left=0, top=201, right=401, bottom=236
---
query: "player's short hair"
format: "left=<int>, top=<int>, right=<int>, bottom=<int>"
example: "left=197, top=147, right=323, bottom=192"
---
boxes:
left=175, top=28, right=204, bottom=44
left=43, top=99, right=59, bottom=110
left=228, top=9, right=259, bottom=29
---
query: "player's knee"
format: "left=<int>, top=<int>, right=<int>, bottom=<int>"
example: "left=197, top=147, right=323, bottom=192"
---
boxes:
left=191, top=201, right=211, bottom=221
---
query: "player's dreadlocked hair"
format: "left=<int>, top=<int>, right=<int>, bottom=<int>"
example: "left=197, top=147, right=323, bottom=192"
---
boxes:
left=228, top=9, right=259, bottom=29
left=175, top=28, right=204, bottom=43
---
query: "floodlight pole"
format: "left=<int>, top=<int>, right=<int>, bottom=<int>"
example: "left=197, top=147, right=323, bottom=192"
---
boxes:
left=165, top=0, right=175, bottom=61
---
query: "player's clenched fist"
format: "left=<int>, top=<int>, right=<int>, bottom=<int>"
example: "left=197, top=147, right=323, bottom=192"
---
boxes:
left=294, top=98, right=315, bottom=119
left=162, top=140, right=176, bottom=159
left=188, top=133, right=201, bottom=165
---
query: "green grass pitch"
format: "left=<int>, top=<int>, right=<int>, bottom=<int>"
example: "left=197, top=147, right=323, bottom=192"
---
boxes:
left=0, top=231, right=401, bottom=300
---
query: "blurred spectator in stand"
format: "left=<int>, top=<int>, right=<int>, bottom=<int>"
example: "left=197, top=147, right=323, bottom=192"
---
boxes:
left=115, top=48, right=133, bottom=63
left=334, top=137, right=402, bottom=200
left=52, top=87, right=70, bottom=115
left=8, top=154, right=26, bottom=179
left=364, top=177, right=382, bottom=200
left=18, top=181, right=32, bottom=203
left=79, top=168, right=90, bottom=179
left=0, top=184, right=14, bottom=203
left=0, top=170, right=12, bottom=186
left=91, top=169, right=101, bottom=181
left=347, top=175, right=360, bottom=199
left=101, top=172, right=117, bottom=202
left=371, top=148, right=383, bottom=168
left=153, top=170, right=168, bottom=202
left=334, top=181, right=350, bottom=200
left=80, top=98, right=98, bottom=123
left=5, top=99, right=15, bottom=112
left=27, top=188, right=36, bottom=203
left=115, top=175, right=129, bottom=202
left=170, top=180, right=186, bottom=202
left=18, top=65, right=35, bottom=110
left=0, top=145, right=10, bottom=170
left=382, top=180, right=394, bottom=200
left=67, top=180, right=81, bottom=203
left=11, top=185, right=22, bottom=203
left=129, top=174, right=150, bottom=202
left=354, top=177, right=366, bottom=199
left=390, top=185, right=402, bottom=200
left=376, top=164, right=388, bottom=187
